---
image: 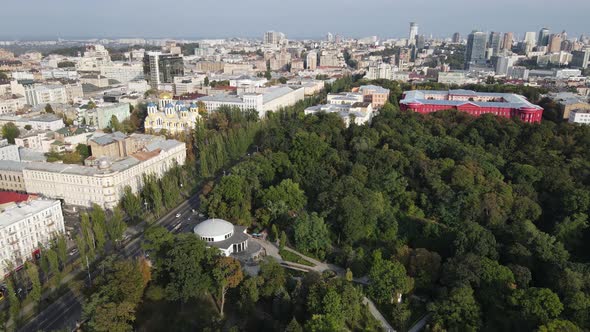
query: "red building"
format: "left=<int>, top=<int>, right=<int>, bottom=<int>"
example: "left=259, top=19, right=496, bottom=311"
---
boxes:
left=400, top=89, right=543, bottom=123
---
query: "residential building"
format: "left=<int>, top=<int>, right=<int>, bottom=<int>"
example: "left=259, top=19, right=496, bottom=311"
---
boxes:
left=502, top=32, right=514, bottom=51
left=264, top=31, right=286, bottom=45
left=452, top=33, right=461, bottom=43
left=0, top=197, right=65, bottom=276
left=356, top=85, right=390, bottom=108
left=23, top=84, right=68, bottom=106
left=306, top=51, right=317, bottom=70
left=0, top=139, right=20, bottom=161
left=568, top=109, right=590, bottom=124
left=13, top=131, right=54, bottom=153
left=0, top=95, right=26, bottom=114
left=0, top=138, right=186, bottom=208
left=0, top=161, right=26, bottom=192
left=400, top=89, right=543, bottom=123
left=77, top=103, right=130, bottom=129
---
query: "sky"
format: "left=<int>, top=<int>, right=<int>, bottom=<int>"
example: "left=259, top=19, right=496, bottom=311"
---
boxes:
left=0, top=0, right=589, bottom=40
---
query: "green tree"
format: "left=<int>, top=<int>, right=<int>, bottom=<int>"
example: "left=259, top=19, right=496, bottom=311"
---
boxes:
left=367, top=251, right=413, bottom=304
left=429, top=285, right=482, bottom=332
left=25, top=262, right=42, bottom=307
left=80, top=213, right=96, bottom=260
left=538, top=320, right=582, bottom=332
left=107, top=207, right=127, bottom=243
left=279, top=230, right=287, bottom=250
left=44, top=248, right=60, bottom=286
left=510, top=287, right=564, bottom=327
left=293, top=212, right=331, bottom=257
left=159, top=234, right=214, bottom=303
left=121, top=186, right=142, bottom=222
left=55, top=235, right=68, bottom=269
left=258, top=259, right=286, bottom=297
left=90, top=203, right=107, bottom=254
left=212, top=256, right=244, bottom=317
left=1, top=122, right=20, bottom=144
left=45, top=103, right=54, bottom=113
left=204, top=76, right=209, bottom=86
left=6, top=278, right=20, bottom=324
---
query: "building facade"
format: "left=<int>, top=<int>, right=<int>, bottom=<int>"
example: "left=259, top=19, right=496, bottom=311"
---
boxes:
left=0, top=198, right=65, bottom=276
left=400, top=89, right=543, bottom=123
left=143, top=52, right=184, bottom=89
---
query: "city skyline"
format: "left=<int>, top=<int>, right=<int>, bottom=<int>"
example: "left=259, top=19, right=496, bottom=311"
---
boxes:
left=0, top=0, right=589, bottom=40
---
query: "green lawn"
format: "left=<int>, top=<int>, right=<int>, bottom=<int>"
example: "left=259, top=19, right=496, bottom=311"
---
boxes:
left=279, top=249, right=315, bottom=266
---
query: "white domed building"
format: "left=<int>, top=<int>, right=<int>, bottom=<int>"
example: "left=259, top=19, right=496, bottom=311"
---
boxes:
left=193, top=218, right=250, bottom=256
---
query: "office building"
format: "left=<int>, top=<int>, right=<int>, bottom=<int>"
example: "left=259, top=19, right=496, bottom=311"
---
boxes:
left=143, top=52, right=184, bottom=89
left=502, top=32, right=514, bottom=51
left=523, top=32, right=536, bottom=53
left=489, top=32, right=502, bottom=56
left=100, top=63, right=144, bottom=84
left=408, top=22, right=418, bottom=46
left=571, top=49, right=590, bottom=69
left=548, top=34, right=563, bottom=53
left=400, top=89, right=543, bottom=123
left=0, top=197, right=65, bottom=276
left=452, top=33, right=461, bottom=43
left=465, top=31, right=488, bottom=69
left=538, top=28, right=550, bottom=46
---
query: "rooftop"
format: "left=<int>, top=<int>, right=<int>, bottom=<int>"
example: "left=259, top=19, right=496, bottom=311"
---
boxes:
left=194, top=218, right=234, bottom=238
left=0, top=199, right=60, bottom=228
left=401, top=90, right=543, bottom=110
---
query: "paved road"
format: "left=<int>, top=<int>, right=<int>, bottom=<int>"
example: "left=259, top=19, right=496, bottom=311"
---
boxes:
left=407, top=313, right=432, bottom=332
left=16, top=194, right=202, bottom=332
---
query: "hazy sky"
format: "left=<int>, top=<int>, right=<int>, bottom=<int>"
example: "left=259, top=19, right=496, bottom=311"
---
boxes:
left=1, top=0, right=589, bottom=40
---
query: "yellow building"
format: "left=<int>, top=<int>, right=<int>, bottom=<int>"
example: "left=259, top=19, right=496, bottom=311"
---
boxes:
left=144, top=92, right=200, bottom=134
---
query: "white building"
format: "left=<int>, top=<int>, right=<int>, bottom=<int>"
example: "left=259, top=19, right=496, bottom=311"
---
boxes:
left=193, top=218, right=249, bottom=256
left=0, top=95, right=26, bottom=114
left=0, top=139, right=186, bottom=208
left=100, top=63, right=144, bottom=83
left=569, top=109, right=590, bottom=124
left=0, top=198, right=65, bottom=276
left=14, top=131, right=55, bottom=153
left=23, top=84, right=68, bottom=106
left=41, top=69, right=79, bottom=80
left=0, top=139, right=20, bottom=161
left=304, top=102, right=375, bottom=127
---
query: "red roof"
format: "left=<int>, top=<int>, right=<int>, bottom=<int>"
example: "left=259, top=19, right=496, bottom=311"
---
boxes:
left=0, top=191, right=31, bottom=205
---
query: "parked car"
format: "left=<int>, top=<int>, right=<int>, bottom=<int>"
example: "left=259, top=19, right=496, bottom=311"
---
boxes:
left=69, top=248, right=78, bottom=256
left=176, top=213, right=181, bottom=218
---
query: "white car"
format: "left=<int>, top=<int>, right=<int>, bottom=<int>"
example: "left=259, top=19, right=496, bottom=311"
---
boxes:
left=176, top=213, right=181, bottom=218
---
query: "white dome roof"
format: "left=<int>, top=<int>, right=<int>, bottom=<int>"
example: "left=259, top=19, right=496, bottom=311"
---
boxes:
left=193, top=218, right=234, bottom=237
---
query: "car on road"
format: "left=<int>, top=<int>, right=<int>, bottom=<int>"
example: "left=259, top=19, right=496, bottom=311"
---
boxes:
left=176, top=213, right=181, bottom=218
left=69, top=248, right=78, bottom=256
